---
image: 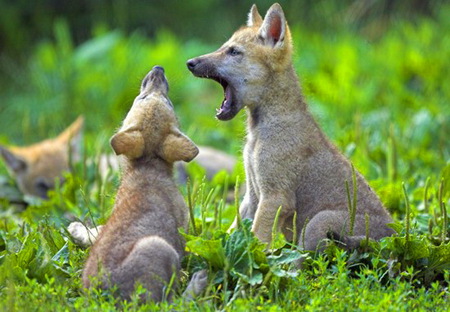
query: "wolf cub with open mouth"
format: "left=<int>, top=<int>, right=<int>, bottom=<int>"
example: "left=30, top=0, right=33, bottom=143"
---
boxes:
left=82, top=66, right=206, bottom=302
left=187, top=3, right=394, bottom=252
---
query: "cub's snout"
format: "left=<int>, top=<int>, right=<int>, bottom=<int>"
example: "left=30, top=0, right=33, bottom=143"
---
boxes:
left=140, top=65, right=169, bottom=95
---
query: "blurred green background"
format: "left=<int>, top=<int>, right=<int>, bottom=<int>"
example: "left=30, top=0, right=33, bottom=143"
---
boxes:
left=0, top=0, right=448, bottom=200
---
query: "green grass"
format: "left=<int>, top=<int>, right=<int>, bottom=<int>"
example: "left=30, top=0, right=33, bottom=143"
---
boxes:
left=1, top=6, right=450, bottom=311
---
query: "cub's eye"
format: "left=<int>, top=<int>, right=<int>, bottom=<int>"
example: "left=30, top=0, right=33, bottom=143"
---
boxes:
left=35, top=178, right=52, bottom=198
left=227, top=47, right=241, bottom=56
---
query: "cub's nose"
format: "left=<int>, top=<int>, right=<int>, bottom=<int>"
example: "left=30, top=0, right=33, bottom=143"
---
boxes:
left=186, top=58, right=200, bottom=72
left=141, top=65, right=168, bottom=94
left=152, top=65, right=165, bottom=73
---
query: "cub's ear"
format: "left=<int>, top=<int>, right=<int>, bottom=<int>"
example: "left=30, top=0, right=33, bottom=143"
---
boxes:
left=247, top=4, right=263, bottom=27
left=58, top=116, right=84, bottom=143
left=0, top=145, right=27, bottom=173
left=57, top=115, right=84, bottom=162
left=110, top=130, right=145, bottom=159
left=159, top=127, right=199, bottom=163
left=258, top=3, right=286, bottom=47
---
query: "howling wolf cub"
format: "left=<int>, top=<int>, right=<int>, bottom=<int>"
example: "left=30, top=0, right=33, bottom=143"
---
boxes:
left=187, top=3, right=394, bottom=252
left=82, top=66, right=206, bottom=302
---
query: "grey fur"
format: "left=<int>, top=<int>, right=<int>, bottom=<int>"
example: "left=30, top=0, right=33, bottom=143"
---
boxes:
left=187, top=3, right=394, bottom=253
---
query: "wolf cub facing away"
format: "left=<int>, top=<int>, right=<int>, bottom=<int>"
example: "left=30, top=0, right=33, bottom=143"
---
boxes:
left=82, top=66, right=206, bottom=302
left=187, top=3, right=394, bottom=252
left=0, top=116, right=83, bottom=199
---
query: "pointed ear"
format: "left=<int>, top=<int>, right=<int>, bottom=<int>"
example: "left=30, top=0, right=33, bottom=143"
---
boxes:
left=69, top=129, right=83, bottom=163
left=0, top=145, right=27, bottom=173
left=57, top=116, right=84, bottom=143
left=247, top=4, right=263, bottom=27
left=110, top=130, right=145, bottom=159
left=159, top=127, right=199, bottom=163
left=258, top=3, right=286, bottom=47
left=57, top=116, right=84, bottom=162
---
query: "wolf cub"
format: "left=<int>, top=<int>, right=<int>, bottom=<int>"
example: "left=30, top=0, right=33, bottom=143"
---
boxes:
left=82, top=66, right=206, bottom=302
left=187, top=3, right=394, bottom=252
left=0, top=117, right=83, bottom=199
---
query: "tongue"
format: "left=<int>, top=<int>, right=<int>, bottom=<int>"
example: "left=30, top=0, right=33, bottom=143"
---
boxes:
left=225, top=85, right=232, bottom=101
left=216, top=85, right=236, bottom=120
left=218, top=86, right=232, bottom=114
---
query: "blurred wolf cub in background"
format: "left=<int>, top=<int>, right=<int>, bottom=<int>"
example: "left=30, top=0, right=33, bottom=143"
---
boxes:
left=82, top=66, right=206, bottom=302
left=187, top=3, right=394, bottom=252
left=0, top=116, right=83, bottom=199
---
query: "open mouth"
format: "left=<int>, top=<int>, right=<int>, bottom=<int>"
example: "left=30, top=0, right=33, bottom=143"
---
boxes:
left=207, top=76, right=239, bottom=121
left=187, top=58, right=242, bottom=121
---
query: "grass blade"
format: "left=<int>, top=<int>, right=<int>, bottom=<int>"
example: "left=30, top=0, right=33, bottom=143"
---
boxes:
left=234, top=176, right=242, bottom=229
left=186, top=178, right=197, bottom=236
left=439, top=178, right=447, bottom=244
left=402, top=182, right=411, bottom=246
left=271, top=206, right=282, bottom=250
left=346, top=163, right=357, bottom=236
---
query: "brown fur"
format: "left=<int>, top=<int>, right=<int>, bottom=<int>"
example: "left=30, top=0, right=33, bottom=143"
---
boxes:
left=69, top=145, right=237, bottom=247
left=0, top=116, right=83, bottom=198
left=82, top=66, right=205, bottom=302
left=187, top=3, right=394, bottom=252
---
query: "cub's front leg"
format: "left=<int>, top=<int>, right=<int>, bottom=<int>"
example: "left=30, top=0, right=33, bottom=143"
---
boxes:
left=251, top=193, right=295, bottom=244
left=228, top=149, right=259, bottom=231
left=228, top=177, right=259, bottom=231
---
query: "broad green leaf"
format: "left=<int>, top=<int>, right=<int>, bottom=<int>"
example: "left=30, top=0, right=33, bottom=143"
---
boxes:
left=231, top=269, right=263, bottom=286
left=270, top=267, right=299, bottom=278
left=404, top=238, right=430, bottom=261
left=186, top=238, right=225, bottom=269
left=428, top=243, right=450, bottom=270
left=267, top=249, right=303, bottom=266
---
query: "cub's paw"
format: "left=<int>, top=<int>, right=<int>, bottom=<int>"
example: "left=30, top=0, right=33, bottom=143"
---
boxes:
left=183, top=269, right=208, bottom=300
left=67, top=222, right=101, bottom=248
left=251, top=226, right=273, bottom=246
